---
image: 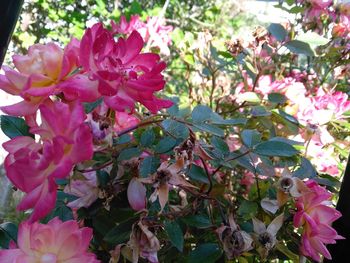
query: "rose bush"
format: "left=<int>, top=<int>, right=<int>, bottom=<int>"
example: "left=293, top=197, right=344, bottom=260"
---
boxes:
left=0, top=1, right=349, bottom=262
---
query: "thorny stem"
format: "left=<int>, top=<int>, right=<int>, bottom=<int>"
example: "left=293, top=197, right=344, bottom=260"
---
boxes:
left=117, top=118, right=163, bottom=137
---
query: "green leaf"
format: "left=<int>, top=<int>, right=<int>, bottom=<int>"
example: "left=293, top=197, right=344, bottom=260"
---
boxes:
left=293, top=157, right=317, bottom=179
left=117, top=147, right=141, bottom=161
left=237, top=200, right=258, bottom=220
left=182, top=215, right=212, bottom=228
left=187, top=243, right=222, bottom=263
left=276, top=243, right=299, bottom=261
left=192, top=105, right=212, bottom=123
left=0, top=222, right=18, bottom=248
left=97, top=170, right=110, bottom=187
left=129, top=0, right=142, bottom=15
left=140, top=129, right=155, bottom=147
left=254, top=141, right=299, bottom=157
left=193, top=123, right=224, bottom=137
left=104, top=217, right=138, bottom=245
left=188, top=164, right=209, bottom=184
left=42, top=191, right=75, bottom=222
left=268, top=93, right=287, bottom=104
left=268, top=23, right=287, bottom=42
left=251, top=106, right=271, bottom=116
left=164, top=220, right=184, bottom=252
left=139, top=156, right=160, bottom=177
left=83, top=98, right=103, bottom=113
left=115, top=134, right=132, bottom=144
left=241, top=129, right=261, bottom=148
left=285, top=40, right=315, bottom=56
left=296, top=32, right=329, bottom=47
left=237, top=92, right=261, bottom=103
left=162, top=119, right=189, bottom=139
left=184, top=54, right=195, bottom=65
left=211, top=136, right=229, bottom=154
left=155, top=136, right=177, bottom=153
left=0, top=115, right=33, bottom=139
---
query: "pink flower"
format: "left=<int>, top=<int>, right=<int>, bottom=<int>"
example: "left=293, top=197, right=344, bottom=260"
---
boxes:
left=0, top=217, right=99, bottom=262
left=3, top=100, right=93, bottom=222
left=0, top=40, right=80, bottom=116
left=114, top=112, right=140, bottom=133
left=294, top=180, right=343, bottom=262
left=79, top=23, right=173, bottom=113
left=111, top=15, right=173, bottom=55
left=64, top=171, right=99, bottom=209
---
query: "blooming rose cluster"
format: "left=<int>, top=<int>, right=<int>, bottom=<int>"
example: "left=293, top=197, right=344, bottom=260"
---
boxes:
left=0, top=17, right=172, bottom=262
left=294, top=180, right=343, bottom=262
left=234, top=73, right=350, bottom=176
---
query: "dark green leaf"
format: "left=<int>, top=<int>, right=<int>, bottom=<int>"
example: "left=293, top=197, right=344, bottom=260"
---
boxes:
left=241, top=129, right=261, bottom=148
left=254, top=141, right=299, bottom=157
left=188, top=165, right=209, bottom=184
left=140, top=129, right=155, bottom=147
left=192, top=105, right=212, bottom=123
left=0, top=222, right=18, bottom=248
left=104, top=217, right=138, bottom=245
left=83, top=98, right=103, bottom=113
left=187, top=243, right=222, bottom=263
left=237, top=200, right=258, bottom=220
left=155, top=136, right=177, bottom=153
left=182, top=215, right=212, bottom=228
left=43, top=191, right=75, bottom=222
left=0, top=115, right=33, bottom=139
left=115, top=134, right=132, bottom=144
left=164, top=220, right=184, bottom=252
left=193, top=123, right=224, bottom=137
left=251, top=106, right=271, bottom=116
left=268, top=93, right=287, bottom=104
left=97, top=170, right=110, bottom=187
left=117, top=147, right=141, bottom=161
left=285, top=40, right=315, bottom=56
left=162, top=119, right=189, bottom=139
left=268, top=23, right=287, bottom=42
left=139, top=156, right=160, bottom=177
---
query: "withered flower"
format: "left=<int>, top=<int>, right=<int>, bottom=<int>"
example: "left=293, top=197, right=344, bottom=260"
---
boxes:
left=216, top=215, right=253, bottom=259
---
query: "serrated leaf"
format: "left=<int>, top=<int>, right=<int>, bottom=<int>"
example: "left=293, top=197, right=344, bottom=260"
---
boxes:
left=140, top=129, right=155, bottom=147
left=193, top=123, right=224, bottom=137
left=155, top=136, right=177, bottom=153
left=104, top=217, right=138, bottom=245
left=0, top=115, right=33, bottom=139
left=285, top=40, right=315, bottom=56
left=161, top=119, right=189, bottom=139
left=254, top=141, right=299, bottom=157
left=164, top=220, right=184, bottom=252
left=192, top=105, right=212, bottom=123
left=187, top=243, right=222, bottom=263
left=139, top=156, right=160, bottom=177
left=117, top=147, right=141, bottom=161
left=241, top=129, right=261, bottom=148
left=268, top=23, right=287, bottom=42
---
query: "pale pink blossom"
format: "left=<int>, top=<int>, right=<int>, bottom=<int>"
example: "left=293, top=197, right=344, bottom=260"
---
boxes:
left=0, top=40, right=81, bottom=116
left=294, top=180, right=343, bottom=262
left=127, top=177, right=147, bottom=211
left=0, top=217, right=99, bottom=262
left=79, top=23, right=173, bottom=113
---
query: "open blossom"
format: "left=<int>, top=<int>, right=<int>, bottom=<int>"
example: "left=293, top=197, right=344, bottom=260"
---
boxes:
left=78, top=23, right=173, bottom=113
left=0, top=217, right=99, bottom=263
left=3, top=100, right=93, bottom=222
left=0, top=40, right=80, bottom=116
left=294, top=180, right=343, bottom=262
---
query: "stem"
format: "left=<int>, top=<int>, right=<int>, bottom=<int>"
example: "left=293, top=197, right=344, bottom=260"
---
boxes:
left=78, top=160, right=114, bottom=173
left=209, top=72, right=216, bottom=109
left=199, top=156, right=212, bottom=194
left=212, top=150, right=250, bottom=177
left=117, top=119, right=163, bottom=137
